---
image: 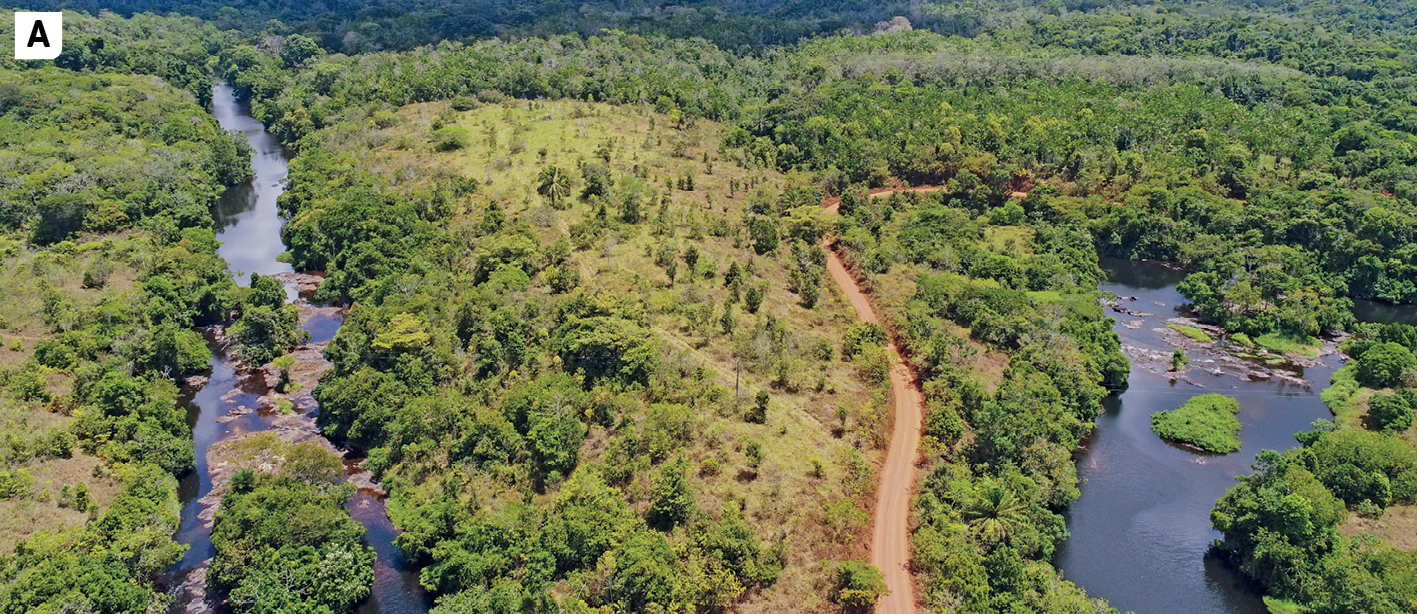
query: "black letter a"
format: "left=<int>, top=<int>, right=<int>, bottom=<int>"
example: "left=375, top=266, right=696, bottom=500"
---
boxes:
left=28, top=20, right=51, bottom=48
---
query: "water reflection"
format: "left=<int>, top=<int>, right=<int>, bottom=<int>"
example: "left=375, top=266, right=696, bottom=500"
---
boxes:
left=1352, top=298, right=1417, bottom=326
left=167, top=84, right=425, bottom=614
left=1055, top=258, right=1336, bottom=614
left=210, top=83, right=294, bottom=285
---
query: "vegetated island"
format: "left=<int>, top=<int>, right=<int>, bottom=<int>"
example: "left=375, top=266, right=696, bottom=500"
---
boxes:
left=1151, top=394, right=1243, bottom=453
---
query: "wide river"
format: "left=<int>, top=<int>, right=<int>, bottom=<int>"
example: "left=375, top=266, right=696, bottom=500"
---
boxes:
left=1056, top=258, right=1416, bottom=614
left=166, top=84, right=429, bottom=614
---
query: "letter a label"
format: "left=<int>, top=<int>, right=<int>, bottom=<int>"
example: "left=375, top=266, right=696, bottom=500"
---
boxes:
left=15, top=12, right=62, bottom=60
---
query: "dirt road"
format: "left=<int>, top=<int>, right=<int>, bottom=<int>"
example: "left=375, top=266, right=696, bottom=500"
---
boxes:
left=821, top=192, right=930, bottom=614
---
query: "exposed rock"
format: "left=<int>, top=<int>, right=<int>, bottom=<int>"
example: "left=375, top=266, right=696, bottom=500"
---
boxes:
left=271, top=271, right=324, bottom=296
left=874, top=16, right=912, bottom=34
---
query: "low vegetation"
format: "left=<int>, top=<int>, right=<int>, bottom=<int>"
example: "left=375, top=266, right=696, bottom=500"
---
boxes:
left=1167, top=324, right=1212, bottom=343
left=1151, top=394, right=1243, bottom=454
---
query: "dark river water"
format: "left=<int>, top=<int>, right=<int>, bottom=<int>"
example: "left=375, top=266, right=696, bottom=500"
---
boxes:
left=1055, top=258, right=1341, bottom=614
left=167, top=83, right=428, bottom=614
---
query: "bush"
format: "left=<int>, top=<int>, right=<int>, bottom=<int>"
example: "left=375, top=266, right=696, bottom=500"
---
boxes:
left=82, top=259, right=112, bottom=289
left=431, top=126, right=471, bottom=151
left=925, top=403, right=964, bottom=446
left=745, top=390, right=769, bottom=424
left=748, top=217, right=779, bottom=254
left=833, top=560, right=888, bottom=609
left=8, top=368, right=48, bottom=402
left=842, top=323, right=888, bottom=359
left=1356, top=342, right=1416, bottom=388
left=1369, top=390, right=1415, bottom=432
left=744, top=283, right=765, bottom=314
left=854, top=343, right=891, bottom=385
left=1150, top=394, right=1243, bottom=453
left=1394, top=471, right=1417, bottom=503
left=35, top=429, right=76, bottom=459
left=744, top=440, right=762, bottom=468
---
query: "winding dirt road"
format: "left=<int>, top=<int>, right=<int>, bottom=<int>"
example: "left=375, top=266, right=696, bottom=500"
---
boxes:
left=822, top=191, right=934, bottom=614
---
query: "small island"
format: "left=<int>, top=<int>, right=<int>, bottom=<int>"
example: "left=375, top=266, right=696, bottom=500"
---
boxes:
left=1151, top=394, right=1244, bottom=453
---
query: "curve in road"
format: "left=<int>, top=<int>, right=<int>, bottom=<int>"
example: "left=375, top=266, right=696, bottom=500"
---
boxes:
left=821, top=189, right=939, bottom=614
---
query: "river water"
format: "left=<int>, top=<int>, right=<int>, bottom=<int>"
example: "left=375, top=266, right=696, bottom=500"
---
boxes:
left=1055, top=258, right=1342, bottom=614
left=166, top=84, right=428, bottom=614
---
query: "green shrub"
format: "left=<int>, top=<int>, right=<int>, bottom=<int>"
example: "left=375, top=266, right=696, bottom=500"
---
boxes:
left=745, top=390, right=768, bottom=424
left=1150, top=394, right=1243, bottom=453
left=833, top=560, right=888, bottom=609
left=744, top=440, right=762, bottom=468
left=744, top=283, right=765, bottom=313
left=1356, top=342, right=1416, bottom=388
left=450, top=96, right=479, bottom=111
left=81, top=259, right=112, bottom=289
left=1394, top=471, right=1417, bottom=504
left=431, top=126, right=471, bottom=151
left=1368, top=390, right=1415, bottom=432
left=842, top=323, right=888, bottom=360
left=925, top=402, right=964, bottom=446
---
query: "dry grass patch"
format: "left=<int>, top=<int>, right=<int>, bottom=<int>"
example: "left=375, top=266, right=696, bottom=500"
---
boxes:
left=0, top=452, right=121, bottom=554
left=1340, top=504, right=1417, bottom=551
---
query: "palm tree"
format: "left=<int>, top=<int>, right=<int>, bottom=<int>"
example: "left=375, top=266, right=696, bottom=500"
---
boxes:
left=537, top=165, right=572, bottom=209
left=963, top=479, right=1027, bottom=544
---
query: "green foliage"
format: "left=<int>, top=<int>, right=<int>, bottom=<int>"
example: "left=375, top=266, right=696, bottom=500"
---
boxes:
left=71, top=368, right=194, bottom=475
left=1150, top=394, right=1244, bottom=454
left=841, top=323, right=887, bottom=360
left=744, top=283, right=765, bottom=314
left=230, top=304, right=308, bottom=366
left=0, top=464, right=186, bottom=613
left=744, top=390, right=769, bottom=424
left=1211, top=448, right=1417, bottom=611
left=1255, top=332, right=1322, bottom=357
left=431, top=126, right=471, bottom=151
left=246, top=272, right=287, bottom=310
left=1168, top=324, right=1212, bottom=342
left=1355, top=342, right=1416, bottom=389
left=555, top=295, right=658, bottom=385
left=0, top=66, right=250, bottom=242
left=1368, top=390, right=1415, bottom=433
left=648, top=456, right=694, bottom=529
left=833, top=560, right=887, bottom=610
left=747, top=217, right=779, bottom=255
left=209, top=471, right=374, bottom=614
left=537, top=165, right=574, bottom=209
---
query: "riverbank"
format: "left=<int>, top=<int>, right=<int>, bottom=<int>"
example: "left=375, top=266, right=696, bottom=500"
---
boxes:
left=1056, top=258, right=1341, bottom=614
left=168, top=83, right=423, bottom=614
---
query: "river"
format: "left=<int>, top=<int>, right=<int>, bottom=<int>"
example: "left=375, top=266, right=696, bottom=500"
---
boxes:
left=1054, top=258, right=1336, bottom=614
left=1054, top=258, right=1417, bottom=614
left=166, top=83, right=428, bottom=614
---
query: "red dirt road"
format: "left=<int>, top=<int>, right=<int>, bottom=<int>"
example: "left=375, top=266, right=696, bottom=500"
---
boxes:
left=821, top=193, right=929, bottom=614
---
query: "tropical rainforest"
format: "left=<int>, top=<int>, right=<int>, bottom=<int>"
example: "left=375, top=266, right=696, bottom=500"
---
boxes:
left=0, top=0, right=1416, bottom=613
